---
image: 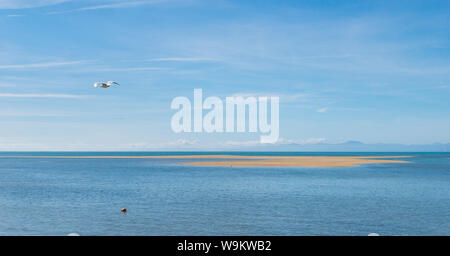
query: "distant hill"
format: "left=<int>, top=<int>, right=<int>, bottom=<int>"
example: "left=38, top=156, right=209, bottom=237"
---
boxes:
left=220, top=141, right=450, bottom=152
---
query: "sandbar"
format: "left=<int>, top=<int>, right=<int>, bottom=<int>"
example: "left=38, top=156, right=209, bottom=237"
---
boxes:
left=2, top=155, right=413, bottom=167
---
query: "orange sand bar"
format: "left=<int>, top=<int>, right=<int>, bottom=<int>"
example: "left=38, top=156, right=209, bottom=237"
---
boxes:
left=3, top=155, right=413, bottom=167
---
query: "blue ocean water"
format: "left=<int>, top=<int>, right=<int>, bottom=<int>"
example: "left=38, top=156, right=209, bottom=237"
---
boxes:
left=0, top=152, right=449, bottom=236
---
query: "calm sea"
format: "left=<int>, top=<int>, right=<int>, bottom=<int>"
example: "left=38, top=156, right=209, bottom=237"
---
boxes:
left=0, top=152, right=448, bottom=235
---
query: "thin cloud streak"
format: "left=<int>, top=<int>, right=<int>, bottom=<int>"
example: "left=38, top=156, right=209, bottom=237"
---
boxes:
left=149, top=57, right=220, bottom=62
left=48, top=0, right=166, bottom=14
left=0, top=0, right=70, bottom=9
left=0, top=83, right=17, bottom=88
left=0, top=61, right=85, bottom=69
left=94, top=67, right=173, bottom=72
left=0, top=93, right=92, bottom=99
left=223, top=138, right=327, bottom=146
left=0, top=111, right=69, bottom=117
left=231, top=92, right=311, bottom=103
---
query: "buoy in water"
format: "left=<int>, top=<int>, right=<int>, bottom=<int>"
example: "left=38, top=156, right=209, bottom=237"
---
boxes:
left=121, top=208, right=127, bottom=213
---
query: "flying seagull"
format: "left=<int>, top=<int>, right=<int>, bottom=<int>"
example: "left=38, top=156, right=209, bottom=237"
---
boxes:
left=94, top=81, right=120, bottom=88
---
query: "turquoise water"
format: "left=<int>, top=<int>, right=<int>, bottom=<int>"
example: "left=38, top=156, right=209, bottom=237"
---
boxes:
left=0, top=152, right=449, bottom=235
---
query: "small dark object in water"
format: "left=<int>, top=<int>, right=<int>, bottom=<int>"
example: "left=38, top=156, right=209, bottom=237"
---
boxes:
left=121, top=208, right=127, bottom=213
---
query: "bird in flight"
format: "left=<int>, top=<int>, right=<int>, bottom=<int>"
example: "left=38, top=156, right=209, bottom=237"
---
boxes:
left=94, top=81, right=120, bottom=88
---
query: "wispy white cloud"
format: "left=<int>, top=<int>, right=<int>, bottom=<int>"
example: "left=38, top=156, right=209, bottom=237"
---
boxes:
left=223, top=138, right=327, bottom=147
left=317, top=107, right=328, bottom=113
left=0, top=0, right=70, bottom=9
left=127, top=139, right=197, bottom=149
left=149, top=57, right=220, bottom=62
left=0, top=61, right=85, bottom=69
left=170, top=138, right=197, bottom=145
left=77, top=0, right=166, bottom=10
left=275, top=137, right=327, bottom=145
left=48, top=0, right=166, bottom=14
left=0, top=83, right=17, bottom=88
left=223, top=140, right=261, bottom=146
left=231, top=92, right=310, bottom=103
left=0, top=111, right=69, bottom=117
left=94, top=67, right=172, bottom=72
left=164, top=12, right=450, bottom=76
left=293, top=55, right=354, bottom=60
left=300, top=138, right=327, bottom=144
left=0, top=93, right=91, bottom=99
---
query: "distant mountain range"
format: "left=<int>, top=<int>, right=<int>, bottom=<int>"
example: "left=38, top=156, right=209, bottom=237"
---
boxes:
left=221, top=141, right=450, bottom=152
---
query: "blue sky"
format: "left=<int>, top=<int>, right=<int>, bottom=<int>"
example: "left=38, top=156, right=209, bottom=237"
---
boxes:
left=0, top=0, right=449, bottom=150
